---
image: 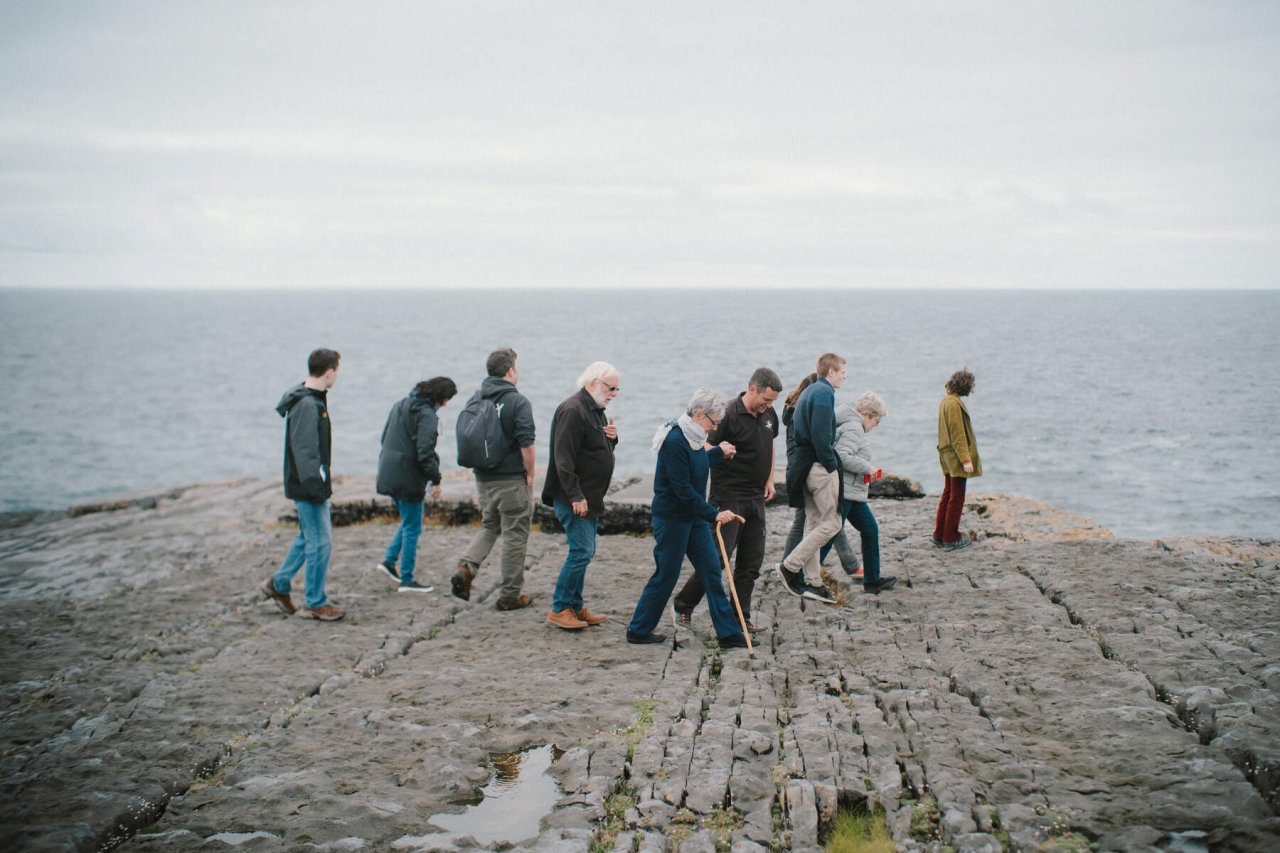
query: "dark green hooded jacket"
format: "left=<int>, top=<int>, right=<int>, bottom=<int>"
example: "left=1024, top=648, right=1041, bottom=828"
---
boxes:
left=277, top=384, right=332, bottom=503
left=376, top=391, right=442, bottom=501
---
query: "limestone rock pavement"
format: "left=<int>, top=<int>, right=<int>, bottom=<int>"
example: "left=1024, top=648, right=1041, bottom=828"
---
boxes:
left=0, top=478, right=1277, bottom=851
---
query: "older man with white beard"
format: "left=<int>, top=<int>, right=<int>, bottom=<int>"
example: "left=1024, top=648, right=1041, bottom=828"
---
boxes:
left=541, top=362, right=621, bottom=630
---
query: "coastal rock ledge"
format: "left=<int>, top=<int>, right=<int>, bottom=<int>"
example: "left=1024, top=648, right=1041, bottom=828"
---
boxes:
left=1, top=477, right=1277, bottom=852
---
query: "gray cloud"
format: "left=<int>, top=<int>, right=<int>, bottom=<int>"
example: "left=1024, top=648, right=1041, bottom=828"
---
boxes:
left=2, top=1, right=1278, bottom=289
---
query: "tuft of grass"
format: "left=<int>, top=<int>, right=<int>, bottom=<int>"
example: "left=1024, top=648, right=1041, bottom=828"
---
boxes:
left=909, top=795, right=941, bottom=843
left=592, top=780, right=635, bottom=852
left=825, top=805, right=894, bottom=853
left=704, top=806, right=744, bottom=852
left=619, top=699, right=659, bottom=761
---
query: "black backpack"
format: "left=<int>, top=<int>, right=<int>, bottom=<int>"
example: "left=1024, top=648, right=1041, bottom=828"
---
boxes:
left=455, top=389, right=513, bottom=470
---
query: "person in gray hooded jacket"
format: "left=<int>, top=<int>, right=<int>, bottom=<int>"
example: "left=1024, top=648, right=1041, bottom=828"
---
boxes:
left=832, top=393, right=896, bottom=594
left=374, top=376, right=457, bottom=593
left=259, top=348, right=345, bottom=621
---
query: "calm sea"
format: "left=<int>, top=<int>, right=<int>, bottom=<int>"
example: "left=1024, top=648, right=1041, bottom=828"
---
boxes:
left=1, top=288, right=1277, bottom=540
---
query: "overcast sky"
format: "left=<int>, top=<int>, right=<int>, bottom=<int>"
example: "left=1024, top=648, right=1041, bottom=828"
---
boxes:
left=2, top=1, right=1278, bottom=289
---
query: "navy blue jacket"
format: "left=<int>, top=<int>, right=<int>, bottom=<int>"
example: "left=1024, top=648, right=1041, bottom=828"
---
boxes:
left=785, top=377, right=838, bottom=508
left=651, top=425, right=724, bottom=523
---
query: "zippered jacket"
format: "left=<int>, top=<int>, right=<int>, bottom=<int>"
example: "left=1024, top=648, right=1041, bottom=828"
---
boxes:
left=277, top=384, right=332, bottom=503
left=834, top=404, right=875, bottom=501
left=376, top=391, right=442, bottom=501
left=541, top=388, right=616, bottom=517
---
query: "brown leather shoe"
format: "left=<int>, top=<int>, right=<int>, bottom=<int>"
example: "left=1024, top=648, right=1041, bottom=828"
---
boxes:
left=546, top=608, right=588, bottom=630
left=574, top=605, right=608, bottom=626
left=260, top=577, right=295, bottom=615
left=450, top=564, right=473, bottom=601
left=496, top=594, right=532, bottom=611
left=297, top=603, right=345, bottom=621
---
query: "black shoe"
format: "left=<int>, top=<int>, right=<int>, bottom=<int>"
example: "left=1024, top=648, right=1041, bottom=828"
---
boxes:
left=864, top=576, right=898, bottom=594
left=375, top=560, right=400, bottom=581
left=802, top=583, right=837, bottom=604
left=398, top=580, right=434, bottom=593
left=718, top=634, right=748, bottom=650
left=942, top=538, right=971, bottom=551
left=775, top=562, right=805, bottom=597
left=626, top=630, right=667, bottom=645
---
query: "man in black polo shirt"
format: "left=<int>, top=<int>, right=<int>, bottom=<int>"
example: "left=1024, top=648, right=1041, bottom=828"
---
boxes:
left=673, top=367, right=781, bottom=631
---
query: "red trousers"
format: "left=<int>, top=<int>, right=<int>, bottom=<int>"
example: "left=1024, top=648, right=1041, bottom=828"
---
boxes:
left=934, top=474, right=967, bottom=543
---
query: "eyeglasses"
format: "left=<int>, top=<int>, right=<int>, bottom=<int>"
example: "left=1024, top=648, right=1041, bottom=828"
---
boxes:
left=601, top=381, right=619, bottom=393
left=704, top=413, right=721, bottom=428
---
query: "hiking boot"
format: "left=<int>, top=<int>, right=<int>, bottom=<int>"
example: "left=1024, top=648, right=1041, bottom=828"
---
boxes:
left=496, top=594, right=532, bottom=611
left=260, top=577, right=295, bottom=615
left=930, top=536, right=944, bottom=548
left=775, top=562, right=805, bottom=597
left=547, top=608, right=588, bottom=630
left=942, top=538, right=971, bottom=551
left=574, top=605, right=608, bottom=625
left=626, top=630, right=667, bottom=645
left=802, top=583, right=837, bottom=605
left=718, top=634, right=749, bottom=650
left=864, top=576, right=898, bottom=595
left=398, top=580, right=434, bottom=593
left=375, top=560, right=400, bottom=581
left=297, top=603, right=345, bottom=621
left=450, top=565, right=473, bottom=601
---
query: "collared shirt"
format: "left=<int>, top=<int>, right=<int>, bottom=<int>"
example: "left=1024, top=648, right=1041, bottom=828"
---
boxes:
left=708, top=392, right=778, bottom=502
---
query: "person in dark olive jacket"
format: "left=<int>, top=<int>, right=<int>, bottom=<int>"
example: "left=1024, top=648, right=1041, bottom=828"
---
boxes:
left=259, top=348, right=345, bottom=622
left=542, top=362, right=620, bottom=630
left=374, top=377, right=457, bottom=593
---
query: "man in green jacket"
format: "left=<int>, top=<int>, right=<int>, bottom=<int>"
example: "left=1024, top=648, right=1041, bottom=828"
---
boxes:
left=260, top=348, right=345, bottom=621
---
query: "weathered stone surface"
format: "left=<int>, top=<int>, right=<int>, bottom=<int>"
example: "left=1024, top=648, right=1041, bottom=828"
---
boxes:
left=1, top=477, right=1278, bottom=851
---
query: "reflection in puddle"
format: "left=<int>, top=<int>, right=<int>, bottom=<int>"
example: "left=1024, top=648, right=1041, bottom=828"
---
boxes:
left=427, top=744, right=565, bottom=845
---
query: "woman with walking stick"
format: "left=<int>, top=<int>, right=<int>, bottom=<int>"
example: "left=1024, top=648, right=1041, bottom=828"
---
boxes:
left=626, top=389, right=750, bottom=651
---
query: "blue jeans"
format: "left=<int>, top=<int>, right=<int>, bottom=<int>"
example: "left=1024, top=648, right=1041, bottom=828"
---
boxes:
left=552, top=499, right=597, bottom=612
left=383, top=499, right=424, bottom=584
left=843, top=500, right=880, bottom=584
left=274, top=499, right=332, bottom=609
left=628, top=516, right=743, bottom=642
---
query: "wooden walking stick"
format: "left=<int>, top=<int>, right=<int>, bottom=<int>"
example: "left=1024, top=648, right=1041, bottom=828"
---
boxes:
left=715, top=515, right=754, bottom=659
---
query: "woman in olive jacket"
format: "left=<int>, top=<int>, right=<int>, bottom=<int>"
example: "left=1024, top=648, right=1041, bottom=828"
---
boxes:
left=934, top=369, right=981, bottom=549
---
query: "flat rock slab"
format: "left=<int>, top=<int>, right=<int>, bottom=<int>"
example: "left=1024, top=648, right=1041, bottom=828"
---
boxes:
left=1, top=478, right=1277, bottom=851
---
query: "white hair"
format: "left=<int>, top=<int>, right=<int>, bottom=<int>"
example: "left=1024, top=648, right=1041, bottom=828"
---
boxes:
left=686, top=388, right=728, bottom=419
left=854, top=391, right=887, bottom=420
left=576, top=361, right=618, bottom=389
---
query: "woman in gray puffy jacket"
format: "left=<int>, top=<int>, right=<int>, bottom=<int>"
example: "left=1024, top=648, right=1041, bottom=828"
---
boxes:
left=832, top=392, right=896, bottom=594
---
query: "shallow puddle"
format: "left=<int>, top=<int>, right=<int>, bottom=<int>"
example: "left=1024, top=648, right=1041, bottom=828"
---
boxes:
left=425, top=744, right=565, bottom=845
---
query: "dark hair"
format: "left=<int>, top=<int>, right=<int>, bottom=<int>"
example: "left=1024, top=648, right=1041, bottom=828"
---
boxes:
left=946, top=368, right=975, bottom=396
left=415, top=377, right=458, bottom=405
left=816, top=352, right=845, bottom=378
left=308, top=348, right=341, bottom=377
left=784, top=373, right=817, bottom=410
left=486, top=348, right=518, bottom=378
left=748, top=367, right=783, bottom=393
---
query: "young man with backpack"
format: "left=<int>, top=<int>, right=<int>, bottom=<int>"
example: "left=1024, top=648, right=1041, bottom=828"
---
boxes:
left=451, top=348, right=536, bottom=610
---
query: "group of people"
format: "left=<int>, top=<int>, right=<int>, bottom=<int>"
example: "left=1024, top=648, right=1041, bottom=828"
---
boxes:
left=260, top=348, right=982, bottom=650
